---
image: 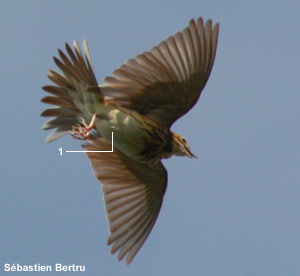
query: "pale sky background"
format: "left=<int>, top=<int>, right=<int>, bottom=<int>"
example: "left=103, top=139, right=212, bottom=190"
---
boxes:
left=1, top=1, right=299, bottom=275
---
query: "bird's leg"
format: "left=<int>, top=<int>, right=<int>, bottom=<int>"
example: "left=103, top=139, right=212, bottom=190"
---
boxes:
left=71, top=113, right=97, bottom=140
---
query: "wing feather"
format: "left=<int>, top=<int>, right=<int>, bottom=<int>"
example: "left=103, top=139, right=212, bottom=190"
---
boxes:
left=101, top=17, right=219, bottom=127
left=83, top=136, right=167, bottom=265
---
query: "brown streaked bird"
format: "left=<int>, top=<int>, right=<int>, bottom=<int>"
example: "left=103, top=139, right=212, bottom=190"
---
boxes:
left=41, top=17, right=219, bottom=265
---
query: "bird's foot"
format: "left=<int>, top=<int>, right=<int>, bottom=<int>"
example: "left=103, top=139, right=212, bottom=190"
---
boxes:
left=71, top=113, right=97, bottom=140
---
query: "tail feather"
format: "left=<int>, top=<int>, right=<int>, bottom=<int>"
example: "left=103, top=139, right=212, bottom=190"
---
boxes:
left=41, top=40, right=102, bottom=143
left=41, top=96, right=76, bottom=109
left=42, top=85, right=69, bottom=97
left=41, top=107, right=78, bottom=117
left=42, top=117, right=78, bottom=130
left=44, top=126, right=74, bottom=144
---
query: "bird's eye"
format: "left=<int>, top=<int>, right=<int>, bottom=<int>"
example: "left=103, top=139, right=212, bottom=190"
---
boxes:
left=181, top=137, right=187, bottom=144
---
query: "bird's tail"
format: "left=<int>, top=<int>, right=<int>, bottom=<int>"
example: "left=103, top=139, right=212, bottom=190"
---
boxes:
left=41, top=40, right=103, bottom=143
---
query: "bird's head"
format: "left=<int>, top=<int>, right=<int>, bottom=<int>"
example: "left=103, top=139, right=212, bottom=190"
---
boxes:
left=172, top=132, right=196, bottom=158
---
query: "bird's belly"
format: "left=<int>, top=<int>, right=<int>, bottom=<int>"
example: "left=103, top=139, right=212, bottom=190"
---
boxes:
left=92, top=105, right=170, bottom=162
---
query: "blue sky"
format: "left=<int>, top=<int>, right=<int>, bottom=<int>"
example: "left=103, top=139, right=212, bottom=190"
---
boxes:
left=1, top=0, right=299, bottom=275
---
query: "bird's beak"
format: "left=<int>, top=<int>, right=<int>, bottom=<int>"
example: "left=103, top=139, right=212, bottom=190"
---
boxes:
left=186, top=148, right=197, bottom=159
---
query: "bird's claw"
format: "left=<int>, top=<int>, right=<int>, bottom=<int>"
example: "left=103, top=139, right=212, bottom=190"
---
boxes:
left=71, top=114, right=97, bottom=140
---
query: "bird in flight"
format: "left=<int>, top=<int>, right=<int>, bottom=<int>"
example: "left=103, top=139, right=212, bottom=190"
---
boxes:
left=41, top=17, right=219, bottom=265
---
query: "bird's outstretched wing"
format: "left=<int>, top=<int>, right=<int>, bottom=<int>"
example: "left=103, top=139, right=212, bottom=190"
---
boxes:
left=83, top=136, right=168, bottom=265
left=101, top=17, right=219, bottom=128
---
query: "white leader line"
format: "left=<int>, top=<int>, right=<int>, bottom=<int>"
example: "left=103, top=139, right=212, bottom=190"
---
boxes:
left=65, top=132, right=114, bottom=153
